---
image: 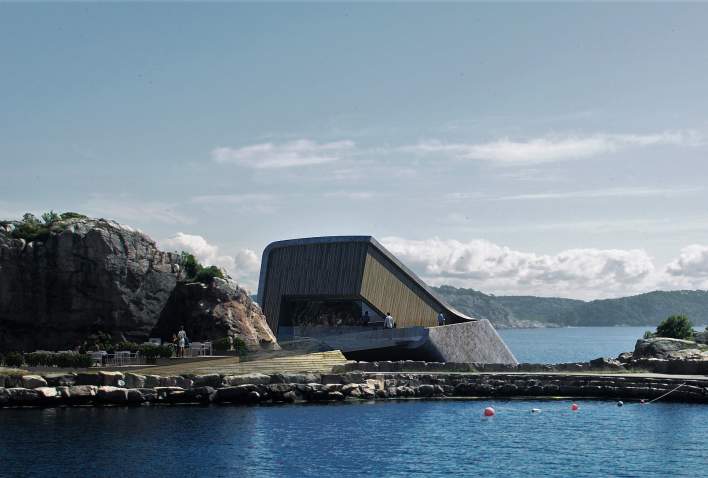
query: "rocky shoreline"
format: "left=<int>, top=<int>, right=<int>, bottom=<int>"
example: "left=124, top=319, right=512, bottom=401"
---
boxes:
left=2, top=362, right=707, bottom=408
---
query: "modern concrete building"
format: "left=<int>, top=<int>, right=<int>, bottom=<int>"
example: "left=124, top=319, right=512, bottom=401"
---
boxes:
left=257, top=236, right=517, bottom=364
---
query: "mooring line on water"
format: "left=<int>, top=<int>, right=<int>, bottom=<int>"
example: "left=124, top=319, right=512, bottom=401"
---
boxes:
left=645, top=382, right=686, bottom=404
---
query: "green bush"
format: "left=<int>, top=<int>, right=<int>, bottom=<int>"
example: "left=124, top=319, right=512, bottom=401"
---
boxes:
left=7, top=210, right=89, bottom=242
left=59, top=212, right=87, bottom=221
left=181, top=252, right=200, bottom=280
left=138, top=344, right=173, bottom=362
left=52, top=352, right=91, bottom=368
left=179, top=252, right=225, bottom=284
left=25, top=352, right=54, bottom=367
left=212, top=336, right=247, bottom=354
left=113, top=341, right=140, bottom=353
left=643, top=330, right=655, bottom=339
left=11, top=213, right=50, bottom=242
left=194, top=265, right=224, bottom=284
left=656, top=315, right=694, bottom=340
left=3, top=352, right=24, bottom=368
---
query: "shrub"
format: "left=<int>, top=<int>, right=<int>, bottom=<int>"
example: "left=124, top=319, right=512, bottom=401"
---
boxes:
left=181, top=252, right=200, bottom=280
left=113, top=341, right=140, bottom=353
left=656, top=315, right=694, bottom=340
left=194, top=265, right=224, bottom=284
left=212, top=336, right=247, bottom=354
left=643, top=330, right=655, bottom=339
left=212, top=337, right=230, bottom=352
left=25, top=352, right=54, bottom=367
left=8, top=211, right=89, bottom=242
left=11, top=213, right=49, bottom=242
left=41, top=210, right=61, bottom=225
left=74, top=354, right=93, bottom=368
left=179, top=251, right=225, bottom=284
left=3, top=352, right=24, bottom=368
left=59, top=212, right=87, bottom=221
left=138, top=344, right=173, bottom=362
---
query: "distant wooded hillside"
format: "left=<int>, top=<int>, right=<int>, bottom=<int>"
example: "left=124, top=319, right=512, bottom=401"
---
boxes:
left=433, top=286, right=708, bottom=328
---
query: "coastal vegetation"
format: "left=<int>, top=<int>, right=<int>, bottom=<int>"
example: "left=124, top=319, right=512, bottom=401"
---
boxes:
left=1, top=351, right=92, bottom=369
left=212, top=336, right=247, bottom=354
left=180, top=251, right=225, bottom=284
left=1, top=211, right=88, bottom=242
left=654, top=315, right=695, bottom=340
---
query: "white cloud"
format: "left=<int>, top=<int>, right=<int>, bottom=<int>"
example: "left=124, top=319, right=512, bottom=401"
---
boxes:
left=666, top=245, right=708, bottom=279
left=160, top=232, right=261, bottom=291
left=402, top=130, right=701, bottom=164
left=380, top=236, right=656, bottom=299
left=494, top=186, right=702, bottom=201
left=212, top=139, right=355, bottom=169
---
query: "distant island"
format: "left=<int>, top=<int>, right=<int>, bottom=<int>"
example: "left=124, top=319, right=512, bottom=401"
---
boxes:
left=433, top=285, right=708, bottom=329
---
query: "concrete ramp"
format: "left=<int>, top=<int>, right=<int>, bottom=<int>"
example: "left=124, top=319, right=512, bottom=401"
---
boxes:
left=317, top=320, right=517, bottom=364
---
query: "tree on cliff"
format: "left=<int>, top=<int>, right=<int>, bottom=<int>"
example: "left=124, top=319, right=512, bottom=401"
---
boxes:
left=179, top=252, right=225, bottom=284
left=655, top=315, right=694, bottom=340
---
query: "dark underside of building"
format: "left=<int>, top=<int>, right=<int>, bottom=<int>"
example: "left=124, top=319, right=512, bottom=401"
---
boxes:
left=257, top=236, right=517, bottom=364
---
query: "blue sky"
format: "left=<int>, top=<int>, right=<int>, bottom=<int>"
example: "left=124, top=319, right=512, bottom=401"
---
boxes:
left=2, top=3, right=708, bottom=298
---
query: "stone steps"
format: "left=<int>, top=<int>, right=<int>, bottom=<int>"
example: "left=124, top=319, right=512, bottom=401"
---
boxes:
left=135, top=351, right=349, bottom=376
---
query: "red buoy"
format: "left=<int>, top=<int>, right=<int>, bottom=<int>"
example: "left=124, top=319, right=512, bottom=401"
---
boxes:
left=571, top=403, right=579, bottom=411
left=483, top=407, right=496, bottom=417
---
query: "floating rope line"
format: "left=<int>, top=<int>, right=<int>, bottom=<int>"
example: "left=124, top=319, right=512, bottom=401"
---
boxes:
left=645, top=382, right=686, bottom=404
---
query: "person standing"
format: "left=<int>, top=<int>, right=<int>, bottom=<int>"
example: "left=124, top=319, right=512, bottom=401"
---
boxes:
left=437, top=312, right=446, bottom=326
left=384, top=312, right=394, bottom=329
left=177, top=326, right=187, bottom=358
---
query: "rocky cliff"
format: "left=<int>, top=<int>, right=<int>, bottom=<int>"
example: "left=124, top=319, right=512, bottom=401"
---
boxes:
left=152, top=278, right=278, bottom=349
left=0, top=216, right=275, bottom=351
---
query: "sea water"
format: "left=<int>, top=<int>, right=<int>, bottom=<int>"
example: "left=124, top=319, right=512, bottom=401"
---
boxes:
left=1, top=400, right=707, bottom=477
left=2, top=327, right=707, bottom=477
left=499, top=325, right=676, bottom=363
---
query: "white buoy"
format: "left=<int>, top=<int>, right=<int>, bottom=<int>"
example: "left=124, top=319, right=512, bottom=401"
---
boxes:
left=617, top=401, right=624, bottom=407
left=531, top=408, right=541, bottom=414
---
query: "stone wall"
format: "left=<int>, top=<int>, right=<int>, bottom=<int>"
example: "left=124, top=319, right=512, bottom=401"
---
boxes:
left=2, top=366, right=707, bottom=407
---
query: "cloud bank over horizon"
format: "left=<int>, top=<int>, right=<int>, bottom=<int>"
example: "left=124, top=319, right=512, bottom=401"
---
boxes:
left=160, top=231, right=708, bottom=301
left=380, top=237, right=708, bottom=300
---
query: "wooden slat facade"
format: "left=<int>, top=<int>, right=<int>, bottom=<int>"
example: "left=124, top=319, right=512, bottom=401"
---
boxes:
left=360, top=246, right=440, bottom=328
left=259, top=236, right=471, bottom=334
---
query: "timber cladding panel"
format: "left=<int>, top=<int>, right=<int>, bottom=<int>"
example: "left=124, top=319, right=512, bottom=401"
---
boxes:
left=360, top=246, right=439, bottom=328
left=260, top=241, right=368, bottom=332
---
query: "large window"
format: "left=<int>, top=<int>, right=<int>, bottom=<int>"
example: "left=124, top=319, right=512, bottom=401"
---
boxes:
left=281, top=297, right=382, bottom=328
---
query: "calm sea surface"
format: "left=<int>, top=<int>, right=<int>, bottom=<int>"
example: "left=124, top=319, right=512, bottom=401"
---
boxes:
left=2, top=327, right=708, bottom=477
left=497, top=326, right=654, bottom=363
left=1, top=400, right=707, bottom=477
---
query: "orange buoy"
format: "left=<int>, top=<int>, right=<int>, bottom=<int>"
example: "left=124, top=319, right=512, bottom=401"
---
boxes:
left=483, top=407, right=496, bottom=417
left=571, top=403, right=579, bottom=411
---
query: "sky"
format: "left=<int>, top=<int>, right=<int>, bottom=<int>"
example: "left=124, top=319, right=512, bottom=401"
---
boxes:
left=2, top=3, right=708, bottom=299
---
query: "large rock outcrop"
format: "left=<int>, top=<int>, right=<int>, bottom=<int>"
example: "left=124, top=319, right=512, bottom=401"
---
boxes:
left=0, top=216, right=278, bottom=352
left=0, top=218, right=181, bottom=350
left=152, top=278, right=278, bottom=350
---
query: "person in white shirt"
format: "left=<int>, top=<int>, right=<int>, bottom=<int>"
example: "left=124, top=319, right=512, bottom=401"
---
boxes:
left=177, top=326, right=187, bottom=357
left=437, top=312, right=445, bottom=326
left=384, top=312, right=395, bottom=329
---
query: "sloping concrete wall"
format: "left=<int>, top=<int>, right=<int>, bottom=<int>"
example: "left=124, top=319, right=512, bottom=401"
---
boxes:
left=423, top=320, right=517, bottom=364
left=295, top=320, right=517, bottom=364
